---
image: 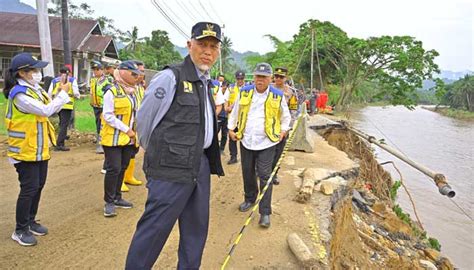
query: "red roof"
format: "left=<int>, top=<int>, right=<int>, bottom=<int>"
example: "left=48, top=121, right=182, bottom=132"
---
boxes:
left=0, top=12, right=116, bottom=55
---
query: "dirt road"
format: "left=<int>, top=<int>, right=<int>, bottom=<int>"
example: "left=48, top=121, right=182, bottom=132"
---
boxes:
left=0, top=133, right=355, bottom=269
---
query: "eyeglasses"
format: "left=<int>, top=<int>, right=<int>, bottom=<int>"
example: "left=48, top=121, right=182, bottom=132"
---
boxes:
left=274, top=75, right=285, bottom=79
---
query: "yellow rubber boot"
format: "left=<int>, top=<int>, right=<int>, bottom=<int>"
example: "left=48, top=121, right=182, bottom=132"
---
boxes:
left=124, top=158, right=143, bottom=186
left=121, top=181, right=129, bottom=192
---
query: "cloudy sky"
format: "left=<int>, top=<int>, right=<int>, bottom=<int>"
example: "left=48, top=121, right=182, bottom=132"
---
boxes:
left=22, top=0, right=473, bottom=71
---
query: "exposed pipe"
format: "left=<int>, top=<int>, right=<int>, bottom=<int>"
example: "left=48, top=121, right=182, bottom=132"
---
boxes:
left=314, top=116, right=456, bottom=198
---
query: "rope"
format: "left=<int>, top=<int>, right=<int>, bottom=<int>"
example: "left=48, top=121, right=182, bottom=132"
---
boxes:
left=221, top=114, right=303, bottom=270
left=367, top=118, right=473, bottom=222
left=381, top=161, right=425, bottom=230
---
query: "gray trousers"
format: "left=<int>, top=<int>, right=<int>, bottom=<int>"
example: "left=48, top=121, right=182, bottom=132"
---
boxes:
left=240, top=144, right=276, bottom=215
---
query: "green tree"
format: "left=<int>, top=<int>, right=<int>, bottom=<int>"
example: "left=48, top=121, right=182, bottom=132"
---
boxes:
left=122, top=26, right=143, bottom=52
left=440, top=75, right=474, bottom=111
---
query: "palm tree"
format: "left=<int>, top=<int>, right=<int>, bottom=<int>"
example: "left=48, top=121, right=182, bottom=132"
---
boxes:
left=220, top=36, right=234, bottom=73
left=122, top=26, right=144, bottom=52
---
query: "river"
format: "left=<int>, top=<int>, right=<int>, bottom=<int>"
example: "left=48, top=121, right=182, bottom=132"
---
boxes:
left=350, top=106, right=473, bottom=269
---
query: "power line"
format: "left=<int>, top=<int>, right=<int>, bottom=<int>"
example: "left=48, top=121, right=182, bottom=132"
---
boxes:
left=188, top=0, right=207, bottom=20
left=207, top=0, right=224, bottom=26
left=150, top=0, right=189, bottom=40
left=176, top=0, right=198, bottom=22
left=198, top=0, right=216, bottom=22
left=159, top=0, right=191, bottom=31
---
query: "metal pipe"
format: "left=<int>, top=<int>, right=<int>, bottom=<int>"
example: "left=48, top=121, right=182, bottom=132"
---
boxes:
left=313, top=116, right=455, bottom=198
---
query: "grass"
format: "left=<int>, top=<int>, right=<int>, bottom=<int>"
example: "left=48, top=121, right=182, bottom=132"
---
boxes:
left=0, top=94, right=96, bottom=136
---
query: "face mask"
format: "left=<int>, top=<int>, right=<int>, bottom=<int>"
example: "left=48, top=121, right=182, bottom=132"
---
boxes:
left=30, top=71, right=43, bottom=85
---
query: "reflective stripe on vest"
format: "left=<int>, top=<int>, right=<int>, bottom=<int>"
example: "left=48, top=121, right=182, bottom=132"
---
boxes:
left=5, top=86, right=56, bottom=161
left=52, top=76, right=75, bottom=110
left=90, top=76, right=108, bottom=107
left=100, top=84, right=135, bottom=147
left=228, top=84, right=240, bottom=107
left=236, top=86, right=283, bottom=142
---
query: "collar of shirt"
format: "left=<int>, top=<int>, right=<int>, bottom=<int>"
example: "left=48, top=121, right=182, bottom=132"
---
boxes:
left=18, top=79, right=40, bottom=91
left=254, top=86, right=270, bottom=97
left=194, top=66, right=210, bottom=83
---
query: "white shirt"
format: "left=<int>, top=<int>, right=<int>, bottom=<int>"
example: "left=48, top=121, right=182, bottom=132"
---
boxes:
left=227, top=86, right=291, bottom=151
left=215, top=88, right=227, bottom=106
left=8, top=79, right=70, bottom=164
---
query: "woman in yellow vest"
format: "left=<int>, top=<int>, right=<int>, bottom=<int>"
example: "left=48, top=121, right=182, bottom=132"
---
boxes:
left=100, top=60, right=142, bottom=217
left=4, top=53, right=70, bottom=246
left=121, top=60, right=146, bottom=192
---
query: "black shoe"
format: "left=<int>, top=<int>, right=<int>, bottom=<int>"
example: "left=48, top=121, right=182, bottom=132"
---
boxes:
left=227, top=157, right=238, bottom=165
left=11, top=230, right=37, bottom=246
left=29, top=221, right=48, bottom=236
left=272, top=176, right=280, bottom=185
left=259, top=214, right=271, bottom=228
left=54, top=146, right=70, bottom=151
left=104, top=203, right=117, bottom=217
left=238, top=201, right=254, bottom=212
left=114, top=198, right=133, bottom=209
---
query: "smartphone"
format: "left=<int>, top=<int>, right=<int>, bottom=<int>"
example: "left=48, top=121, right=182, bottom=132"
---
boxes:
left=61, top=74, right=68, bottom=84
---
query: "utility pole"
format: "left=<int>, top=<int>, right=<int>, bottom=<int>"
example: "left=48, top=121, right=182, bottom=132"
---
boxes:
left=310, top=28, right=314, bottom=90
left=61, top=0, right=72, bottom=72
left=36, top=0, right=54, bottom=77
left=219, top=24, right=225, bottom=75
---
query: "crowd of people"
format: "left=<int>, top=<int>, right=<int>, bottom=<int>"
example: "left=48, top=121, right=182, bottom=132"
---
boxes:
left=3, top=21, right=329, bottom=269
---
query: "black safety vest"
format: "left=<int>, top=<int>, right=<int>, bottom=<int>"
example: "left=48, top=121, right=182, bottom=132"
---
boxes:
left=143, top=55, right=224, bottom=183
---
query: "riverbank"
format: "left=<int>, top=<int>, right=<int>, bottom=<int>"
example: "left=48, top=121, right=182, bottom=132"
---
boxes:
left=421, top=106, right=474, bottom=120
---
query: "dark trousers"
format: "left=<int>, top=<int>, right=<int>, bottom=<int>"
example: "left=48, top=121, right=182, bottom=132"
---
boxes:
left=217, top=116, right=228, bottom=150
left=240, top=144, right=276, bottom=215
left=57, top=109, right=72, bottom=147
left=93, top=107, right=102, bottom=135
left=228, top=128, right=238, bottom=158
left=126, top=154, right=211, bottom=270
left=272, top=136, right=287, bottom=177
left=103, top=145, right=135, bottom=203
left=13, top=161, right=48, bottom=232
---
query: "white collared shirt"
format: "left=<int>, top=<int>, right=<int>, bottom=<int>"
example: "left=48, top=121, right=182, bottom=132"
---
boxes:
left=227, top=86, right=291, bottom=151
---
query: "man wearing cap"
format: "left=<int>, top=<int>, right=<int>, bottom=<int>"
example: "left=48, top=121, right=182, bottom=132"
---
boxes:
left=89, top=60, right=108, bottom=154
left=226, top=70, right=246, bottom=164
left=228, top=63, right=291, bottom=228
left=126, top=22, right=224, bottom=269
left=99, top=60, right=143, bottom=217
left=104, top=62, right=118, bottom=83
left=270, top=67, right=295, bottom=185
left=48, top=66, right=81, bottom=151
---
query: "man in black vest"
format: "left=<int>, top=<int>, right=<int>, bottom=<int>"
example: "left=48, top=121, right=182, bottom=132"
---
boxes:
left=125, top=22, right=224, bottom=269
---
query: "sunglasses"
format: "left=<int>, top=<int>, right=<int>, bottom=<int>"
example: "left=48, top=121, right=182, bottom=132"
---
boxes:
left=274, top=75, right=285, bottom=79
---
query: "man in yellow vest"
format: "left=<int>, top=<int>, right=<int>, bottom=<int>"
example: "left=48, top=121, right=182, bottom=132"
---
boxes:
left=228, top=63, right=291, bottom=228
left=90, top=60, right=108, bottom=154
left=48, top=66, right=80, bottom=151
left=226, top=70, right=245, bottom=164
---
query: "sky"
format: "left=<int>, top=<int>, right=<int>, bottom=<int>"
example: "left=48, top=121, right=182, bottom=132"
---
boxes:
left=21, top=0, right=473, bottom=71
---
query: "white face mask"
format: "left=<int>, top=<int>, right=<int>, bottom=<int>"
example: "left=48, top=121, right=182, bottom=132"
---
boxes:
left=30, top=71, right=43, bottom=85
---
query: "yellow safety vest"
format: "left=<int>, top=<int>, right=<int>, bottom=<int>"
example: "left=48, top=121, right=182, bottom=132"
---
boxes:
left=5, top=85, right=57, bottom=161
left=90, top=76, right=108, bottom=107
left=236, top=86, right=283, bottom=142
left=51, top=76, right=75, bottom=110
left=100, top=84, right=136, bottom=147
left=289, top=95, right=298, bottom=110
left=135, top=84, right=145, bottom=108
left=228, top=84, right=240, bottom=107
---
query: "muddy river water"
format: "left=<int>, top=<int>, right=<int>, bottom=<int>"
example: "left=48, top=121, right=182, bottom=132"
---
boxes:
left=350, top=106, right=473, bottom=269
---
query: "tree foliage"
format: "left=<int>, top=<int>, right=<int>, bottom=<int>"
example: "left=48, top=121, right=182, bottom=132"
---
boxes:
left=119, top=30, right=182, bottom=70
left=245, top=19, right=443, bottom=108
left=439, top=75, right=474, bottom=111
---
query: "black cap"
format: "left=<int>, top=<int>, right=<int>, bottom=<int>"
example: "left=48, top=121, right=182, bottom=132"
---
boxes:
left=59, top=66, right=70, bottom=74
left=105, top=61, right=120, bottom=68
left=253, top=63, right=272, bottom=76
left=10, top=52, right=48, bottom=72
left=133, top=60, right=144, bottom=67
left=191, top=22, right=222, bottom=42
left=91, top=60, right=103, bottom=69
left=235, top=70, right=245, bottom=79
left=118, top=60, right=144, bottom=75
left=274, top=67, right=288, bottom=76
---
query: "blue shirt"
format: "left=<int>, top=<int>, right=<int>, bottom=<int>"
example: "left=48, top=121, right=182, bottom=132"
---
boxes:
left=136, top=68, right=213, bottom=150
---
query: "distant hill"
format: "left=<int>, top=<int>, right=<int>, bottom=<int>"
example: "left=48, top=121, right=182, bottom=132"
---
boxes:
left=174, top=46, right=260, bottom=71
left=0, top=0, right=36, bottom=14
left=421, top=70, right=472, bottom=90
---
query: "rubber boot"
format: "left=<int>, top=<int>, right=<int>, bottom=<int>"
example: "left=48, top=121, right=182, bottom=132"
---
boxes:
left=124, top=158, right=143, bottom=186
left=121, top=181, right=129, bottom=192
